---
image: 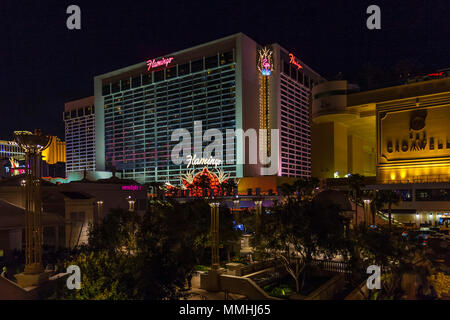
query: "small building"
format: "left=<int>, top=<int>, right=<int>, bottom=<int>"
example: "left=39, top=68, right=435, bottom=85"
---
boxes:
left=0, top=199, right=64, bottom=258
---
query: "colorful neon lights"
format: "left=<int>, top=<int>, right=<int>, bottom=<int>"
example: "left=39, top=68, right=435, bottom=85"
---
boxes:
left=146, top=57, right=174, bottom=71
left=428, top=72, right=443, bottom=77
left=289, top=53, right=303, bottom=70
left=186, top=154, right=222, bottom=168
left=181, top=167, right=222, bottom=197
left=121, top=185, right=142, bottom=191
left=258, top=47, right=273, bottom=76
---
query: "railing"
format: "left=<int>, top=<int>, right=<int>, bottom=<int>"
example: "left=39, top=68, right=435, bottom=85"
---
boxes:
left=311, top=259, right=351, bottom=274
left=378, top=175, right=450, bottom=185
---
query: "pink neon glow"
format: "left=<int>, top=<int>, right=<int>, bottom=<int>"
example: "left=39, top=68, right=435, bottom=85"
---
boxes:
left=121, top=185, right=142, bottom=191
left=262, top=58, right=271, bottom=70
left=289, top=53, right=303, bottom=70
left=146, top=57, right=174, bottom=71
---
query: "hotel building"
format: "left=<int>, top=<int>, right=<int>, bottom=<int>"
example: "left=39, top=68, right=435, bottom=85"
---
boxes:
left=0, top=136, right=65, bottom=178
left=94, top=33, right=324, bottom=184
left=311, top=74, right=450, bottom=226
left=64, top=96, right=96, bottom=176
left=0, top=140, right=25, bottom=160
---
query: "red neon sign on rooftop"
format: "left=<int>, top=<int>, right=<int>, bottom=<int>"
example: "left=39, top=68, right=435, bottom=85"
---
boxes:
left=289, top=53, right=303, bottom=70
left=146, top=57, right=174, bottom=71
left=428, top=72, right=443, bottom=77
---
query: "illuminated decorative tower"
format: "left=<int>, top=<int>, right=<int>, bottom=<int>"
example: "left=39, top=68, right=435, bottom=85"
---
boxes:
left=257, top=47, right=274, bottom=159
left=14, top=130, right=51, bottom=287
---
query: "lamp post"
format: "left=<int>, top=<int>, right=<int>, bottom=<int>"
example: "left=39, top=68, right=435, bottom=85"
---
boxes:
left=96, top=200, right=103, bottom=223
left=254, top=200, right=263, bottom=215
left=127, top=196, right=136, bottom=212
left=14, top=130, right=51, bottom=287
left=233, top=195, right=240, bottom=224
left=362, top=196, right=371, bottom=227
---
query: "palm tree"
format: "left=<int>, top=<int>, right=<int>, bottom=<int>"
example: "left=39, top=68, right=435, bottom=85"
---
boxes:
left=149, top=182, right=164, bottom=198
left=293, top=177, right=319, bottom=200
left=348, top=174, right=365, bottom=227
left=220, top=179, right=237, bottom=196
left=369, top=190, right=383, bottom=225
left=280, top=183, right=296, bottom=200
left=377, top=190, right=401, bottom=230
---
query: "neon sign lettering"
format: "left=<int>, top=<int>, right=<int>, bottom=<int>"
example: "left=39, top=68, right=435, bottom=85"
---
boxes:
left=121, top=185, right=142, bottom=191
left=428, top=72, right=443, bottom=77
left=289, top=53, right=303, bottom=70
left=146, top=57, right=174, bottom=71
left=186, top=154, right=222, bottom=168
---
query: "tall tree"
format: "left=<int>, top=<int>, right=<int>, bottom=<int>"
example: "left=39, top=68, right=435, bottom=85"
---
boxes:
left=243, top=198, right=348, bottom=293
left=293, top=177, right=319, bottom=200
left=369, top=190, right=383, bottom=225
left=350, top=224, right=423, bottom=299
left=376, top=190, right=401, bottom=230
left=55, top=199, right=241, bottom=299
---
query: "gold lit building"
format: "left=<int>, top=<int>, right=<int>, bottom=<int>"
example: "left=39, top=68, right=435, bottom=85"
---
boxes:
left=312, top=76, right=450, bottom=183
left=42, top=136, right=66, bottom=165
left=311, top=75, right=450, bottom=227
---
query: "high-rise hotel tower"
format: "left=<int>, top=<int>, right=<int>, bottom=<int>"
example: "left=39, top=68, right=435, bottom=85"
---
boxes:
left=93, top=33, right=324, bottom=184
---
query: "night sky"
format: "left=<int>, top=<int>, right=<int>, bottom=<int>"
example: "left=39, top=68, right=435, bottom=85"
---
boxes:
left=0, top=0, right=449, bottom=140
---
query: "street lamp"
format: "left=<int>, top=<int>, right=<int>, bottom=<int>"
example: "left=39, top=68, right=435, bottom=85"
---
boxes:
left=96, top=200, right=103, bottom=223
left=14, top=130, right=51, bottom=287
left=362, top=195, right=372, bottom=227
left=209, top=201, right=220, bottom=270
left=127, top=196, right=135, bottom=212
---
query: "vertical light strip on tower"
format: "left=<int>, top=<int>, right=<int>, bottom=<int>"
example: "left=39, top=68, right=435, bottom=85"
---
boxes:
left=257, top=47, right=273, bottom=160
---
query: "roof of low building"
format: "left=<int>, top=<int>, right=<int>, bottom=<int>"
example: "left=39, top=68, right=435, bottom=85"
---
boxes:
left=0, top=199, right=65, bottom=230
left=60, top=191, right=93, bottom=200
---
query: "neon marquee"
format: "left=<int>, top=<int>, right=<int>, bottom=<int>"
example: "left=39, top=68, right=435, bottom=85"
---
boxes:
left=146, top=57, right=174, bottom=71
left=121, top=185, right=142, bottom=191
left=289, top=53, right=303, bottom=70
left=186, top=154, right=222, bottom=168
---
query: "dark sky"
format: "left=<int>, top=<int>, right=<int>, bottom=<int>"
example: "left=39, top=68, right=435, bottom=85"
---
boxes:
left=0, top=0, right=449, bottom=140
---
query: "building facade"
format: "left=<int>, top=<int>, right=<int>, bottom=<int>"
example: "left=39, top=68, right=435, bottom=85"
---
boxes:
left=311, top=75, right=450, bottom=225
left=1, top=136, right=65, bottom=178
left=64, top=96, right=96, bottom=176
left=0, top=140, right=25, bottom=160
left=94, top=33, right=323, bottom=184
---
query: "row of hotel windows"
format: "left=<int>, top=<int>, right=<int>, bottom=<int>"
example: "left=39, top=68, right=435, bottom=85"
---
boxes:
left=102, top=51, right=234, bottom=96
left=104, top=66, right=235, bottom=100
left=0, top=142, right=24, bottom=152
left=105, top=74, right=236, bottom=105
left=64, top=106, right=95, bottom=120
left=280, top=85, right=310, bottom=101
left=104, top=79, right=236, bottom=112
left=281, top=61, right=316, bottom=89
left=104, top=102, right=236, bottom=122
